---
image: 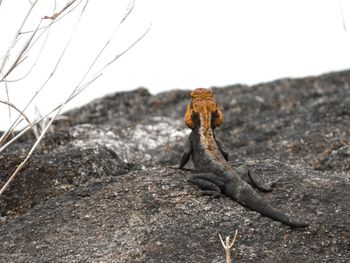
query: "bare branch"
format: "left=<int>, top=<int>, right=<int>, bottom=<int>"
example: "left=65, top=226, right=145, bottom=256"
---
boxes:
left=20, top=1, right=81, bottom=58
left=0, top=0, right=149, bottom=186
left=6, top=25, right=51, bottom=82
left=0, top=72, right=102, bottom=154
left=0, top=0, right=91, bottom=196
left=0, top=0, right=85, bottom=146
left=43, top=0, right=77, bottom=20
left=98, top=23, right=151, bottom=74
left=72, top=0, right=136, bottom=91
left=20, top=0, right=83, bottom=35
left=230, top=229, right=238, bottom=248
left=0, top=0, right=39, bottom=76
left=4, top=79, right=11, bottom=123
left=4, top=0, right=60, bottom=82
left=219, top=230, right=239, bottom=263
left=0, top=100, right=32, bottom=128
left=0, top=20, right=42, bottom=82
left=0, top=151, right=29, bottom=196
left=219, top=234, right=225, bottom=247
left=0, top=0, right=83, bottom=140
left=121, top=0, right=135, bottom=24
left=1, top=0, right=82, bottom=78
left=0, top=99, right=33, bottom=147
left=0, top=20, right=149, bottom=153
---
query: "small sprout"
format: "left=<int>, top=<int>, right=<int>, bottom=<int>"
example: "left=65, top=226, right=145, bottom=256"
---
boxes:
left=219, top=229, right=238, bottom=263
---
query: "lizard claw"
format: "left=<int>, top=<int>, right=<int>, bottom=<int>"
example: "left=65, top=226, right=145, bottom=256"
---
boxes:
left=199, top=190, right=221, bottom=198
left=168, top=165, right=180, bottom=170
left=168, top=165, right=195, bottom=172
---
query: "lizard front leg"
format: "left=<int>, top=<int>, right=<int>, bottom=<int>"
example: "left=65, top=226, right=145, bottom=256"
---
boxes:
left=179, top=136, right=192, bottom=169
left=235, top=165, right=275, bottom=192
left=215, top=137, right=229, bottom=161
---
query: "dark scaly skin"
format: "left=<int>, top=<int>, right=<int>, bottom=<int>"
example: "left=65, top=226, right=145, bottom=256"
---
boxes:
left=179, top=88, right=308, bottom=228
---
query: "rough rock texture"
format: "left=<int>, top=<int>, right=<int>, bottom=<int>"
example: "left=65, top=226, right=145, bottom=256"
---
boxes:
left=0, top=70, right=349, bottom=262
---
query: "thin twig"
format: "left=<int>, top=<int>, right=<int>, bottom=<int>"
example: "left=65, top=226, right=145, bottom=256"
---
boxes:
left=73, top=0, right=136, bottom=91
left=338, top=0, right=347, bottom=32
left=121, top=0, right=135, bottom=24
left=0, top=157, right=27, bottom=195
left=0, top=73, right=102, bottom=154
left=3, top=0, right=141, bottom=139
left=0, top=0, right=82, bottom=143
left=0, top=22, right=42, bottom=141
left=20, top=0, right=83, bottom=35
left=4, top=79, right=11, bottom=123
left=0, top=100, right=32, bottom=128
left=98, top=23, right=151, bottom=74
left=21, top=0, right=82, bottom=56
left=5, top=23, right=51, bottom=82
left=0, top=130, right=12, bottom=148
left=0, top=20, right=42, bottom=82
left=219, top=230, right=239, bottom=263
left=0, top=0, right=39, bottom=75
left=5, top=0, right=58, bottom=82
left=0, top=0, right=90, bottom=196
left=43, top=0, right=77, bottom=20
left=0, top=0, right=84, bottom=144
left=0, top=120, right=23, bottom=148
left=0, top=99, right=33, bottom=146
left=0, top=1, right=150, bottom=199
left=0, top=20, right=150, bottom=153
left=2, top=0, right=82, bottom=73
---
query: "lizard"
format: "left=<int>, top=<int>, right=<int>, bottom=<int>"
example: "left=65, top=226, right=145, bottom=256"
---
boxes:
left=179, top=87, right=308, bottom=228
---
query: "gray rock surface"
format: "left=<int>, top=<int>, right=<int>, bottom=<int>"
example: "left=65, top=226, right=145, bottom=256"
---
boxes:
left=0, top=70, right=349, bottom=262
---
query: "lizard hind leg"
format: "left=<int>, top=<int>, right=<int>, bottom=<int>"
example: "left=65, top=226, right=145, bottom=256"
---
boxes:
left=235, top=165, right=275, bottom=192
left=188, top=173, right=222, bottom=198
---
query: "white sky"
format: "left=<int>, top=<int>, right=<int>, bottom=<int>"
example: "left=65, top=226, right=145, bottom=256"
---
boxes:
left=1, top=0, right=350, bottom=131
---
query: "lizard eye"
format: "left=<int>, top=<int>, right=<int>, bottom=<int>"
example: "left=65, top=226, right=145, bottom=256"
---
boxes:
left=192, top=102, right=201, bottom=112
left=210, top=102, right=216, bottom=111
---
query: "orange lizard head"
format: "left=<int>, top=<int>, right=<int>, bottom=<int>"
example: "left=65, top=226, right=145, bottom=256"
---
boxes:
left=185, top=88, right=223, bottom=129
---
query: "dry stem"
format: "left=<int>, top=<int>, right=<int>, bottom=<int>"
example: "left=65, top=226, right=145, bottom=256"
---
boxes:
left=0, top=0, right=150, bottom=197
left=0, top=0, right=39, bottom=76
left=43, top=0, right=77, bottom=20
left=219, top=230, right=239, bottom=263
left=0, top=100, right=32, bottom=127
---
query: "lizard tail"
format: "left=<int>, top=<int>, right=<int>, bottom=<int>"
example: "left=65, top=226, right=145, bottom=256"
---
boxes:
left=232, top=182, right=309, bottom=228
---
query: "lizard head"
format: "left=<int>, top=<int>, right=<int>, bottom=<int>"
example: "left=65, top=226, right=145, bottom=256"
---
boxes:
left=185, top=88, right=223, bottom=129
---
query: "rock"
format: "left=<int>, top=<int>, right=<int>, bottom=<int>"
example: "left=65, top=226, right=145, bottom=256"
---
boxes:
left=0, top=70, right=350, bottom=262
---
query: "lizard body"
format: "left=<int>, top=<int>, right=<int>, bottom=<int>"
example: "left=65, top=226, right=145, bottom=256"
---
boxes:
left=179, top=88, right=308, bottom=228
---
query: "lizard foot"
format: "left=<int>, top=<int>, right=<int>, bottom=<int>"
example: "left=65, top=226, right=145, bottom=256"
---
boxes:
left=168, top=165, right=195, bottom=172
left=236, top=165, right=275, bottom=192
left=188, top=173, right=222, bottom=197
